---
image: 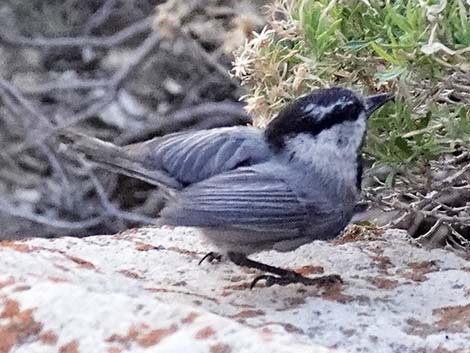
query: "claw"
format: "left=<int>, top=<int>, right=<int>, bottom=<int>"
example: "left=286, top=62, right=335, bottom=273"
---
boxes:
left=250, top=273, right=343, bottom=289
left=315, top=274, right=343, bottom=286
left=226, top=252, right=343, bottom=289
left=250, top=275, right=278, bottom=289
left=198, top=251, right=222, bottom=265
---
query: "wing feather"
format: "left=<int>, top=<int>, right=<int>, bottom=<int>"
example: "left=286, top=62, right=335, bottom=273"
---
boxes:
left=131, top=127, right=271, bottom=184
left=160, top=167, right=308, bottom=233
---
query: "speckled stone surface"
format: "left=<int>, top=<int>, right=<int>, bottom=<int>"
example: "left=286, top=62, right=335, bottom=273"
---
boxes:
left=0, top=226, right=469, bottom=353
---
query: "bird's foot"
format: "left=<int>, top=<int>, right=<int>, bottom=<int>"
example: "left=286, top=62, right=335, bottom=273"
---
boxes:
left=250, top=273, right=343, bottom=289
left=226, top=251, right=342, bottom=289
left=198, top=251, right=222, bottom=265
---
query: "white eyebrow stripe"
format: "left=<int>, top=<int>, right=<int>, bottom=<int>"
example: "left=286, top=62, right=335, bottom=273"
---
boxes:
left=302, top=97, right=355, bottom=120
left=303, top=103, right=315, bottom=113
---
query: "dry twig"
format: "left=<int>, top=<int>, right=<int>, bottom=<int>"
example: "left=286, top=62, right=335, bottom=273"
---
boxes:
left=0, top=17, right=152, bottom=49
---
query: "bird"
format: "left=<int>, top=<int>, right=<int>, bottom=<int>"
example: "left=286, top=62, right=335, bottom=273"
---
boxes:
left=62, top=87, right=393, bottom=288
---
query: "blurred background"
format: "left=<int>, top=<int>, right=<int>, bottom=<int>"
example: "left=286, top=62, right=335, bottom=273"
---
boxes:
left=0, top=0, right=267, bottom=239
left=1, top=0, right=469, bottom=255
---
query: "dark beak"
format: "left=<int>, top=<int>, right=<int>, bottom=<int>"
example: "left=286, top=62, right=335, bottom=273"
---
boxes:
left=365, top=92, right=394, bottom=117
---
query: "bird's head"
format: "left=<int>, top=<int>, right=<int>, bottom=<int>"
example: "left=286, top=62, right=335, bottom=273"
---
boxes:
left=264, top=87, right=393, bottom=154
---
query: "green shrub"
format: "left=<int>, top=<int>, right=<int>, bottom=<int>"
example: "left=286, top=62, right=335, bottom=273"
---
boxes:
left=233, top=0, right=470, bottom=167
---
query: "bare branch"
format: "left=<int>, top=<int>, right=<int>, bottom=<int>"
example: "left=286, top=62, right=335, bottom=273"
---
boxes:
left=181, top=31, right=238, bottom=85
left=37, top=143, right=74, bottom=210
left=109, top=31, right=162, bottom=88
left=442, top=162, right=470, bottom=185
left=84, top=159, right=156, bottom=225
left=0, top=17, right=152, bottom=49
left=21, top=29, right=161, bottom=95
left=0, top=3, right=249, bottom=239
left=5, top=30, right=162, bottom=154
left=0, top=198, right=103, bottom=229
left=82, top=0, right=118, bottom=35
left=0, top=79, right=52, bottom=128
left=22, top=79, right=110, bottom=95
left=7, top=94, right=116, bottom=155
left=115, top=101, right=251, bottom=145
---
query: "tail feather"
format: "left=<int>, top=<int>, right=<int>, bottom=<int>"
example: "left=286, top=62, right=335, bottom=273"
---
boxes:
left=60, top=131, right=182, bottom=191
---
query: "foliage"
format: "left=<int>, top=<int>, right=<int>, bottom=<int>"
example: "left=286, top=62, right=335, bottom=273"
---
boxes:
left=232, top=0, right=470, bottom=167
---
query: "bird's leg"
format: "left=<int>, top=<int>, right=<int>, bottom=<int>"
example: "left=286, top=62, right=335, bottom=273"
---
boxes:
left=227, top=252, right=343, bottom=289
left=198, top=251, right=222, bottom=265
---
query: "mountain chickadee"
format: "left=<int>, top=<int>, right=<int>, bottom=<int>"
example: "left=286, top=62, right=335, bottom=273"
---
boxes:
left=63, top=87, right=393, bottom=288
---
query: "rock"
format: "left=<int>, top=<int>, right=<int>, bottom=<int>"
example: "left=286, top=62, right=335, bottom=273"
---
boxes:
left=0, top=227, right=469, bottom=353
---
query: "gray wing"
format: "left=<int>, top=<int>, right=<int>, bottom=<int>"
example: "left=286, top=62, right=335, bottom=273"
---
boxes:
left=160, top=166, right=308, bottom=234
left=125, top=127, right=272, bottom=185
